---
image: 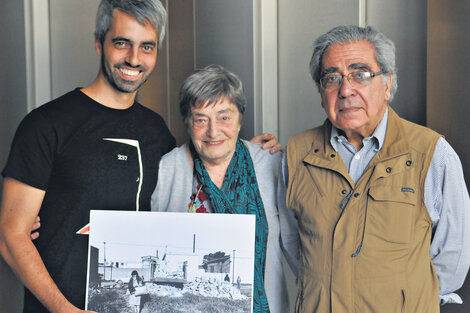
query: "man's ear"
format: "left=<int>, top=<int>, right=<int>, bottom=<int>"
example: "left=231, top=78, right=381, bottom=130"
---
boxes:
left=384, top=73, right=392, bottom=101
left=317, top=83, right=325, bottom=108
left=95, top=39, right=102, bottom=56
left=320, top=93, right=327, bottom=109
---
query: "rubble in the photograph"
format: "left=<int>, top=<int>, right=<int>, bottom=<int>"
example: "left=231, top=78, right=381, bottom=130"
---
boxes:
left=146, top=277, right=247, bottom=300
left=145, top=284, right=184, bottom=297
left=183, top=277, right=247, bottom=300
left=152, top=259, right=184, bottom=279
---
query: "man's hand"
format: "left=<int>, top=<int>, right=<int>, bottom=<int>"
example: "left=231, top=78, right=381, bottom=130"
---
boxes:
left=31, top=216, right=40, bottom=240
left=250, top=133, right=282, bottom=154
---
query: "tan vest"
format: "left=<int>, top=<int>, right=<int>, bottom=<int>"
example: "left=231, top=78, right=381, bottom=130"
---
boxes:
left=287, top=108, right=441, bottom=313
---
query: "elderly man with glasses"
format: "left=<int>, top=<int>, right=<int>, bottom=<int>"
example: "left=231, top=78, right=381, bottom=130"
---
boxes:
left=284, top=25, right=470, bottom=313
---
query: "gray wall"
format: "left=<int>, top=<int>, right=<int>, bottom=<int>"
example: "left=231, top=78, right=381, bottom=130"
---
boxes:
left=49, top=0, right=99, bottom=98
left=194, top=0, right=255, bottom=140
left=278, top=0, right=360, bottom=145
left=366, top=0, right=427, bottom=125
left=0, top=1, right=28, bottom=312
left=428, top=1, right=470, bottom=312
left=0, top=1, right=29, bottom=186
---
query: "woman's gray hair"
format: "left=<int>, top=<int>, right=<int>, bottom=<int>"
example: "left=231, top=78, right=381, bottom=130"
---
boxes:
left=95, top=0, right=167, bottom=50
left=179, top=64, right=247, bottom=126
left=309, top=25, right=398, bottom=101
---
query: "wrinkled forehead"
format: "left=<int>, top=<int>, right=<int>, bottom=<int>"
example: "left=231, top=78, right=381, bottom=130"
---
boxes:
left=321, top=40, right=379, bottom=73
left=192, top=97, right=240, bottom=115
left=194, top=96, right=227, bottom=109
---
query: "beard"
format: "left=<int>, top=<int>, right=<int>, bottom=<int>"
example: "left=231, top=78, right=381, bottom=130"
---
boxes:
left=100, top=53, right=152, bottom=93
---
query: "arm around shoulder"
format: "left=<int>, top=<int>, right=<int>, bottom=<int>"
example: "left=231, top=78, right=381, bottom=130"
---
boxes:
left=249, top=133, right=283, bottom=154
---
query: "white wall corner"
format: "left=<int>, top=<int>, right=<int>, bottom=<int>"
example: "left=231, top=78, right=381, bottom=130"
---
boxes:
left=359, top=0, right=367, bottom=27
left=253, top=0, right=279, bottom=137
left=24, top=0, right=52, bottom=111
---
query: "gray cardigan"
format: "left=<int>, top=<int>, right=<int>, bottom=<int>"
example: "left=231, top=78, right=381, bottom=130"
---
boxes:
left=151, top=140, right=298, bottom=313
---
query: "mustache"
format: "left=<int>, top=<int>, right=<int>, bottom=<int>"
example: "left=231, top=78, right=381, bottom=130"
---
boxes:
left=114, top=62, right=146, bottom=72
left=337, top=101, right=357, bottom=109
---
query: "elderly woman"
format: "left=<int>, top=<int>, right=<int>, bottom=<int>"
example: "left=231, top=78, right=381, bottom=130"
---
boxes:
left=151, top=65, right=298, bottom=313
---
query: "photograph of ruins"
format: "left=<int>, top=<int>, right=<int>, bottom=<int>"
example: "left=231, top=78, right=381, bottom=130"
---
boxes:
left=85, top=211, right=256, bottom=313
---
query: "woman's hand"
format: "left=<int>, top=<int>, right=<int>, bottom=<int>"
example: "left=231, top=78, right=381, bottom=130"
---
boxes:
left=250, top=133, right=282, bottom=154
left=30, top=216, right=40, bottom=240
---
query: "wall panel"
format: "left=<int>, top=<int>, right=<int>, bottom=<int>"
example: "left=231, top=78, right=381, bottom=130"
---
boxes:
left=278, top=0, right=360, bottom=145
left=50, top=0, right=99, bottom=98
left=366, top=0, right=427, bottom=125
left=428, top=2, right=470, bottom=311
left=194, top=0, right=255, bottom=140
left=0, top=1, right=28, bottom=311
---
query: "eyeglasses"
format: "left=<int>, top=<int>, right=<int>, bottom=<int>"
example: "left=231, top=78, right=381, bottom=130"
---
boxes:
left=319, top=70, right=386, bottom=91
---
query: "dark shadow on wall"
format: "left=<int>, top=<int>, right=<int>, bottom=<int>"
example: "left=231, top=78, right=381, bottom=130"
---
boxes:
left=0, top=257, right=23, bottom=313
left=441, top=279, right=470, bottom=313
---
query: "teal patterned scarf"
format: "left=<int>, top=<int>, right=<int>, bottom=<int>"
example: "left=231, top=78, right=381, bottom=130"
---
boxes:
left=190, top=139, right=270, bottom=312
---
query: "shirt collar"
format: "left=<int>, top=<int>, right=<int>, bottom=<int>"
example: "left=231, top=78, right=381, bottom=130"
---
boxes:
left=330, top=107, right=389, bottom=151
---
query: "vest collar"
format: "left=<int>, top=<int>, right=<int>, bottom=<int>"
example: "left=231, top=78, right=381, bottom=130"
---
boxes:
left=373, top=106, right=410, bottom=163
left=302, top=106, right=410, bottom=186
left=330, top=107, right=388, bottom=152
left=303, top=119, right=353, bottom=186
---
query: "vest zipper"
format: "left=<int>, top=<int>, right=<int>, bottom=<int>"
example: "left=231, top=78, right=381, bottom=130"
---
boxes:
left=340, top=190, right=353, bottom=209
left=351, top=195, right=368, bottom=258
left=401, top=289, right=406, bottom=313
left=339, top=189, right=368, bottom=258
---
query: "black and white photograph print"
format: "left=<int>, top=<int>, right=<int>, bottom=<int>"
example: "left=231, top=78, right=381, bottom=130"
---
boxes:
left=85, top=210, right=256, bottom=313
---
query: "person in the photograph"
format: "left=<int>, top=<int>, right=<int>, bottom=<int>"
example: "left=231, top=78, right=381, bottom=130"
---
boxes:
left=151, top=64, right=299, bottom=313
left=284, top=25, right=470, bottom=313
left=0, top=1, right=280, bottom=313
left=128, top=270, right=144, bottom=313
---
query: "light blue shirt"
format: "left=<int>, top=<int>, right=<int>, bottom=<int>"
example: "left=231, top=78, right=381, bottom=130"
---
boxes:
left=330, top=109, right=389, bottom=183
left=328, top=108, right=470, bottom=304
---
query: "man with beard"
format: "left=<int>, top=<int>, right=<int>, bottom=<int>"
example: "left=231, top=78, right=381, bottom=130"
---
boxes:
left=0, top=1, right=279, bottom=312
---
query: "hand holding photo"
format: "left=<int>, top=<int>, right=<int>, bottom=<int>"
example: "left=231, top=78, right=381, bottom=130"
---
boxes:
left=85, top=211, right=256, bottom=313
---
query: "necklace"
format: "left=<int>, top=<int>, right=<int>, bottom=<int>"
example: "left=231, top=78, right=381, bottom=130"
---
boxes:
left=188, top=183, right=205, bottom=213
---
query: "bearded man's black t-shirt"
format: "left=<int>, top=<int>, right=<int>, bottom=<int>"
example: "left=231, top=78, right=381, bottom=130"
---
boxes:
left=2, top=88, right=176, bottom=312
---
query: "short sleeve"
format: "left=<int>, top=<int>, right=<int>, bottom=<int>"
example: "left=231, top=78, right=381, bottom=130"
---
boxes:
left=2, top=109, right=57, bottom=190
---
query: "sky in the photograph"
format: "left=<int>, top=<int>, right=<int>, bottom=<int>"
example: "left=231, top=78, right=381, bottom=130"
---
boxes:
left=88, top=210, right=256, bottom=270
